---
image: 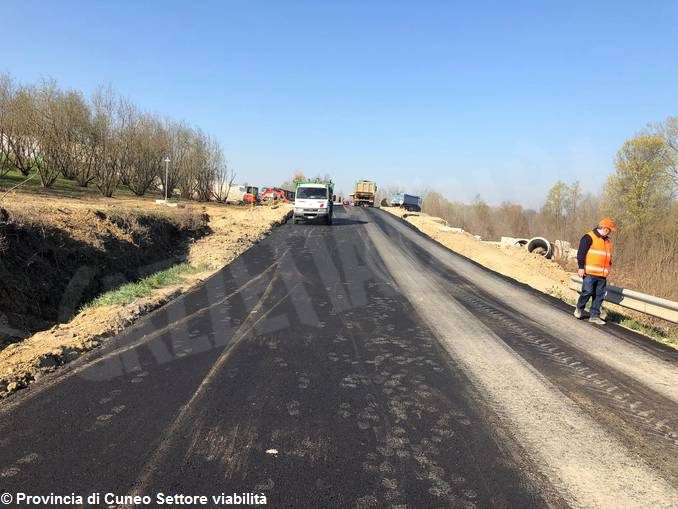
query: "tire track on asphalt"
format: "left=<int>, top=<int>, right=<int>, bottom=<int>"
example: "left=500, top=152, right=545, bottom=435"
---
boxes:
left=134, top=210, right=546, bottom=507
left=446, top=282, right=678, bottom=481
left=69, top=259, right=284, bottom=375
left=126, top=252, right=302, bottom=502
left=376, top=209, right=678, bottom=403
left=372, top=211, right=678, bottom=482
left=0, top=252, right=288, bottom=416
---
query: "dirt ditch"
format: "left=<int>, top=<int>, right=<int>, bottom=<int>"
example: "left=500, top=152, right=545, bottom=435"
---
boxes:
left=0, top=194, right=291, bottom=398
left=0, top=204, right=209, bottom=338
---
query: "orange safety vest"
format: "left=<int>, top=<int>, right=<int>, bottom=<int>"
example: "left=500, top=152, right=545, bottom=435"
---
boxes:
left=584, top=230, right=612, bottom=278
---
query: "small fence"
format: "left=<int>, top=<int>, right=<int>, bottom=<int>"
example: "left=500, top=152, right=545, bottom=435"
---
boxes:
left=569, top=276, right=678, bottom=323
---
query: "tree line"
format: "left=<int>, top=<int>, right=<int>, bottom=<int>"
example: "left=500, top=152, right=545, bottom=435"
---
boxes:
left=419, top=119, right=678, bottom=299
left=280, top=171, right=333, bottom=192
left=0, top=74, right=236, bottom=200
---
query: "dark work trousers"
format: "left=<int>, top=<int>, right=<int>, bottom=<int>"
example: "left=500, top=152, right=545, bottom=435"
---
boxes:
left=577, top=275, right=607, bottom=317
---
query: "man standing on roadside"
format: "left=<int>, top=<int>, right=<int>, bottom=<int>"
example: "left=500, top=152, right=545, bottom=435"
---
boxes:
left=574, top=218, right=616, bottom=324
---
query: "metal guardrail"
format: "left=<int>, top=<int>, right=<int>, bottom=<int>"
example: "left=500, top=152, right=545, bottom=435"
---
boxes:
left=569, top=276, right=678, bottom=323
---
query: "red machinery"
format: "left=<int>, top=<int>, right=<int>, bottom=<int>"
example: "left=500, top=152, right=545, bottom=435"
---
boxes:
left=260, top=187, right=294, bottom=203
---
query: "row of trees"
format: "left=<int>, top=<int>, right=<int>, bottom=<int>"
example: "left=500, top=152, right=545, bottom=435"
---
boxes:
left=0, top=74, right=235, bottom=200
left=418, top=118, right=677, bottom=298
left=280, top=171, right=334, bottom=191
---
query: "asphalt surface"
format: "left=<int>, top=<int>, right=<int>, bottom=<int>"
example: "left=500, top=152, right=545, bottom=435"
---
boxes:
left=1, top=206, right=677, bottom=508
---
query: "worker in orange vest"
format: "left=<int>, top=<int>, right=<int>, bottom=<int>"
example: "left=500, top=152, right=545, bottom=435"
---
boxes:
left=574, top=218, right=616, bottom=324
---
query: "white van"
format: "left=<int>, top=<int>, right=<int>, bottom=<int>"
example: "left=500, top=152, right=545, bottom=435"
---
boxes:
left=293, top=181, right=335, bottom=225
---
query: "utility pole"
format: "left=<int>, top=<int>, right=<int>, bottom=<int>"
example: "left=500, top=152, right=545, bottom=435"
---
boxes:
left=164, top=156, right=171, bottom=202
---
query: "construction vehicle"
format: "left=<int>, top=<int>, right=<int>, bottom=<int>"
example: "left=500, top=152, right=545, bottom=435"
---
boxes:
left=260, top=187, right=295, bottom=203
left=350, top=180, right=377, bottom=207
left=390, top=193, right=422, bottom=212
left=293, top=180, right=335, bottom=225
left=222, top=184, right=259, bottom=204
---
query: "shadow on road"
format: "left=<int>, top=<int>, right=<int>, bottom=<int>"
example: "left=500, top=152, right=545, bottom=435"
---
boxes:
left=331, top=217, right=368, bottom=226
left=293, top=217, right=368, bottom=226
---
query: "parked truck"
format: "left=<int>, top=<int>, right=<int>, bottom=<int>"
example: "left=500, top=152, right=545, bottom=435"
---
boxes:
left=293, top=180, right=335, bottom=225
left=390, top=193, right=422, bottom=212
left=351, top=180, right=377, bottom=207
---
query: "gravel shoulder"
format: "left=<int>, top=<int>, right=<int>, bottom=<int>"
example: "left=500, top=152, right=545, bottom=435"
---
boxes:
left=365, top=207, right=678, bottom=506
left=381, top=206, right=677, bottom=345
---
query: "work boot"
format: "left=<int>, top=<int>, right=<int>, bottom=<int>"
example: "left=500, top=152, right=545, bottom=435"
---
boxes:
left=589, top=316, right=605, bottom=325
left=573, top=309, right=582, bottom=319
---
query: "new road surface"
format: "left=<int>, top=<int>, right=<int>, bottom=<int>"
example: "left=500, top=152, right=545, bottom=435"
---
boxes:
left=1, top=207, right=677, bottom=508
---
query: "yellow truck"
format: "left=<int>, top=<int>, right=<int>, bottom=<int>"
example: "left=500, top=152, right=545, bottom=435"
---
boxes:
left=351, top=180, right=377, bottom=207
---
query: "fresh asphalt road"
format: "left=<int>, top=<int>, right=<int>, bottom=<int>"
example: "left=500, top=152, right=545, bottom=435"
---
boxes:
left=1, top=206, right=677, bottom=508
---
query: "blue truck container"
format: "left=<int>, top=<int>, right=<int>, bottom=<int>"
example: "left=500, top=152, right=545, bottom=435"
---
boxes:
left=390, top=193, right=421, bottom=212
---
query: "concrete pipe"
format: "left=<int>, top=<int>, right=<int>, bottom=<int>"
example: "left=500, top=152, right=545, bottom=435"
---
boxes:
left=527, top=237, right=553, bottom=258
left=500, top=237, right=529, bottom=248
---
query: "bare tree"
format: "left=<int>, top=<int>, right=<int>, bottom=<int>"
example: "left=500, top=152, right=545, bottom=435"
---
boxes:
left=0, top=78, right=40, bottom=176
left=33, top=81, right=68, bottom=187
left=116, top=99, right=139, bottom=188
left=91, top=87, right=123, bottom=197
left=656, top=117, right=678, bottom=188
left=0, top=74, right=14, bottom=177
left=178, top=131, right=199, bottom=199
left=311, top=172, right=332, bottom=182
left=281, top=170, right=307, bottom=191
left=647, top=116, right=678, bottom=190
left=165, top=120, right=192, bottom=198
left=376, top=184, right=405, bottom=206
left=72, top=105, right=100, bottom=188
left=192, top=132, right=217, bottom=202
left=0, top=156, right=10, bottom=178
left=2, top=73, right=235, bottom=205
left=121, top=111, right=168, bottom=196
left=40, top=86, right=90, bottom=182
left=495, top=201, right=530, bottom=237
left=212, top=155, right=237, bottom=203
left=541, top=181, right=572, bottom=241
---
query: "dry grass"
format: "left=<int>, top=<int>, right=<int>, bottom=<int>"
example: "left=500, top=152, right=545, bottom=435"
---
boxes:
left=609, top=234, right=678, bottom=301
left=420, top=192, right=678, bottom=302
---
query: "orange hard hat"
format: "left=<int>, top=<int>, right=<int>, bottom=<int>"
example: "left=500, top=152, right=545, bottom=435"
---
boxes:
left=598, top=217, right=617, bottom=231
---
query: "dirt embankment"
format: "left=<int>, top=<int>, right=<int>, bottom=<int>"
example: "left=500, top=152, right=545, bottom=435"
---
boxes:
left=0, top=194, right=291, bottom=398
left=382, top=207, right=677, bottom=342
left=383, top=207, right=575, bottom=296
left=0, top=201, right=209, bottom=337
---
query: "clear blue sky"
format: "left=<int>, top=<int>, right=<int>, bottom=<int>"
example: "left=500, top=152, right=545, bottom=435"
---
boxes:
left=3, top=0, right=678, bottom=207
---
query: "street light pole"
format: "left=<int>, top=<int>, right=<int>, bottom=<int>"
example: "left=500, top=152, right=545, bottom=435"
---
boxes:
left=164, top=156, right=171, bottom=202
